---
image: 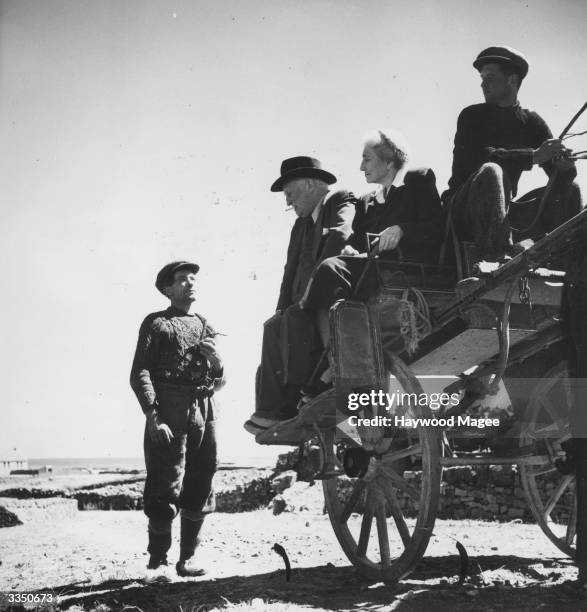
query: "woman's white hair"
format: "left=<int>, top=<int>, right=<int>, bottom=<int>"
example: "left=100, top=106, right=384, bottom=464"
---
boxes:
left=363, top=128, right=410, bottom=171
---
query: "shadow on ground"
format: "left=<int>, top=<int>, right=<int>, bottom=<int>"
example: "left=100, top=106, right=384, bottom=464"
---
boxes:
left=23, top=555, right=587, bottom=612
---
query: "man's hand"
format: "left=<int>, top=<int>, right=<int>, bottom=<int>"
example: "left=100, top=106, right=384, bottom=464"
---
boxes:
left=553, top=155, right=576, bottom=172
left=377, top=225, right=404, bottom=252
left=533, top=139, right=572, bottom=166
left=199, top=336, right=223, bottom=371
left=145, top=408, right=174, bottom=446
left=341, top=245, right=360, bottom=256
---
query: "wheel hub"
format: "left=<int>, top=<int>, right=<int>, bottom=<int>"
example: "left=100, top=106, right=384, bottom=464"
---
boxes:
left=342, top=447, right=372, bottom=478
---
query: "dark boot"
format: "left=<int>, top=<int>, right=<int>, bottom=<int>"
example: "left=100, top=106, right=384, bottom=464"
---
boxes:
left=147, top=521, right=172, bottom=569
left=176, top=517, right=206, bottom=577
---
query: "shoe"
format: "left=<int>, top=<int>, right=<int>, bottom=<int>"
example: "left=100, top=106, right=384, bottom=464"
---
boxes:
left=243, top=419, right=268, bottom=435
left=247, top=413, right=287, bottom=428
left=176, top=560, right=207, bottom=578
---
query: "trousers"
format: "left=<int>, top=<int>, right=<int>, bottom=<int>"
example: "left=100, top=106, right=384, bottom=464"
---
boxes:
left=143, top=383, right=217, bottom=524
left=450, top=162, right=582, bottom=259
left=301, top=255, right=433, bottom=311
left=255, top=303, right=321, bottom=418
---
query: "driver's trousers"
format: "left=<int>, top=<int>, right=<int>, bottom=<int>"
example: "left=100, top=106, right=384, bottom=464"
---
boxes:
left=450, top=162, right=582, bottom=260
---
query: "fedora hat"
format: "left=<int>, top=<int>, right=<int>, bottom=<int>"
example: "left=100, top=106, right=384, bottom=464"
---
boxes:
left=473, top=46, right=529, bottom=79
left=270, top=156, right=337, bottom=192
left=156, top=260, right=199, bottom=295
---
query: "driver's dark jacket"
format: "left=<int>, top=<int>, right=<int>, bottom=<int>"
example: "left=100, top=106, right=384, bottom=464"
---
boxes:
left=445, top=103, right=577, bottom=199
left=349, top=168, right=444, bottom=264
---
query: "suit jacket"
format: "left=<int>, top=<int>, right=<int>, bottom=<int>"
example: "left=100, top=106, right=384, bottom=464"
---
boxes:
left=349, top=168, right=444, bottom=264
left=277, top=189, right=356, bottom=311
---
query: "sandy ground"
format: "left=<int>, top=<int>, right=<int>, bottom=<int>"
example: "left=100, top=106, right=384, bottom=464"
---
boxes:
left=1, top=483, right=587, bottom=612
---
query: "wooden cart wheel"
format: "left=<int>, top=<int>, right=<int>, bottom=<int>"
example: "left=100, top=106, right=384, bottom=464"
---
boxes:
left=322, top=354, right=442, bottom=583
left=519, top=362, right=576, bottom=557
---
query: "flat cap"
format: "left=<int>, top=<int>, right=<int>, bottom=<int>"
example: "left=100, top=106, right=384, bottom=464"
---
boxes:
left=155, top=260, right=199, bottom=294
left=473, top=46, right=529, bottom=79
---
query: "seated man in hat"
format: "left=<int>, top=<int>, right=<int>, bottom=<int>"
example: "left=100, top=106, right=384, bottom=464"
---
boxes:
left=130, top=261, right=225, bottom=579
left=444, top=45, right=582, bottom=262
left=244, top=156, right=356, bottom=433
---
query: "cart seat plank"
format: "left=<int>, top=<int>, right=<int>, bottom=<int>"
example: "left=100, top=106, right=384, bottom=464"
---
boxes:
left=409, top=328, right=534, bottom=377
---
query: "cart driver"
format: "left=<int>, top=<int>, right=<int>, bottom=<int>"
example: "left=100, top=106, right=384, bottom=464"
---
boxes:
left=443, top=46, right=582, bottom=262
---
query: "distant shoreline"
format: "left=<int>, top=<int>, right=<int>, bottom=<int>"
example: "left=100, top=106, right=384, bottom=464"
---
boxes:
left=27, top=456, right=276, bottom=473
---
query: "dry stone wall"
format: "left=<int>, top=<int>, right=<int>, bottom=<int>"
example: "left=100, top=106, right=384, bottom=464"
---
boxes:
left=0, top=453, right=573, bottom=524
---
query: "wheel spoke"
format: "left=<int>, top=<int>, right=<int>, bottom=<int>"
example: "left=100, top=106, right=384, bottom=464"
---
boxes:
left=379, top=477, right=411, bottom=548
left=357, top=503, right=374, bottom=559
left=380, top=464, right=420, bottom=501
left=382, top=443, right=422, bottom=463
left=532, top=423, right=566, bottom=439
left=340, top=480, right=366, bottom=524
left=538, top=388, right=570, bottom=430
left=375, top=503, right=391, bottom=567
left=566, top=493, right=577, bottom=546
left=527, top=464, right=558, bottom=477
left=543, top=474, right=574, bottom=519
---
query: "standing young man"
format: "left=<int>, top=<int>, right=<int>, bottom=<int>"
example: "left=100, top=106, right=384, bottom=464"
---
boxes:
left=130, top=261, right=224, bottom=578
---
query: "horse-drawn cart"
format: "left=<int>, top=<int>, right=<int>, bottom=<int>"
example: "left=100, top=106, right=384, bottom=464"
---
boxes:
left=254, top=206, right=587, bottom=584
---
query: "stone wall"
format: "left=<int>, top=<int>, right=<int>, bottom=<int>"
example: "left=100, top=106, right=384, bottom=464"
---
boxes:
left=0, top=497, right=78, bottom=524
left=0, top=453, right=572, bottom=524
left=283, top=459, right=569, bottom=524
left=402, top=465, right=572, bottom=523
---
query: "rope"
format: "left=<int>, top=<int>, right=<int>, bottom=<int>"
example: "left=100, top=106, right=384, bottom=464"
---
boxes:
left=563, top=130, right=587, bottom=140
left=516, top=100, right=587, bottom=236
left=397, top=287, right=432, bottom=355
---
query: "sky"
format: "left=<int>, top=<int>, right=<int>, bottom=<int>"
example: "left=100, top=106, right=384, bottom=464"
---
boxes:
left=1, top=0, right=586, bottom=464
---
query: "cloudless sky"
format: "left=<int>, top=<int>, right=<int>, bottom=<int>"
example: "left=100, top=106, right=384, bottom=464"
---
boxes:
left=1, top=0, right=586, bottom=463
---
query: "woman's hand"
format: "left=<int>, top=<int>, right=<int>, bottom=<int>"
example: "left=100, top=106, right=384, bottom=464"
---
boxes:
left=341, top=245, right=360, bottom=256
left=377, top=225, right=403, bottom=251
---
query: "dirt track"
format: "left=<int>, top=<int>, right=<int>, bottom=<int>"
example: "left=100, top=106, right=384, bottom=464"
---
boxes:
left=1, top=495, right=587, bottom=612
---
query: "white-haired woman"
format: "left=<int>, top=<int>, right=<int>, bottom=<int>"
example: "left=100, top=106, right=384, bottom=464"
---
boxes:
left=303, top=127, right=444, bottom=307
left=299, top=128, right=445, bottom=392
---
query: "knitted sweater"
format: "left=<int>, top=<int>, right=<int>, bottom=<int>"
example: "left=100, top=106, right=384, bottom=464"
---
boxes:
left=130, top=306, right=224, bottom=413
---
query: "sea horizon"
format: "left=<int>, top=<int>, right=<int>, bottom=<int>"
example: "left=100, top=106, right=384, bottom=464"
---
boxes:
left=28, top=454, right=278, bottom=472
